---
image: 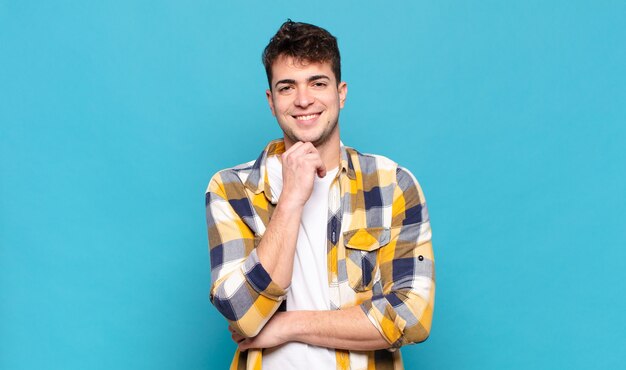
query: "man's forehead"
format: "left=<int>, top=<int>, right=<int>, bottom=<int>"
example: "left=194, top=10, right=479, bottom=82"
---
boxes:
left=271, top=55, right=335, bottom=81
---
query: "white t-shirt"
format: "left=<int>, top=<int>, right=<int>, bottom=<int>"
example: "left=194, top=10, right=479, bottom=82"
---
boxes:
left=262, top=155, right=338, bottom=370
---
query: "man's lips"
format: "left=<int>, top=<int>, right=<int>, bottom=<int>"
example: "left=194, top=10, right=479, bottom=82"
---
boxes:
left=292, top=113, right=321, bottom=122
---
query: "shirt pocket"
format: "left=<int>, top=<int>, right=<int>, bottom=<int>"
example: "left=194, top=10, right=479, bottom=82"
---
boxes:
left=343, top=227, right=391, bottom=292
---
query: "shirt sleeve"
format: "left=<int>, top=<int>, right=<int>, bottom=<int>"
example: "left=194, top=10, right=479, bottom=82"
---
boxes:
left=360, top=166, right=435, bottom=349
left=205, top=172, right=287, bottom=337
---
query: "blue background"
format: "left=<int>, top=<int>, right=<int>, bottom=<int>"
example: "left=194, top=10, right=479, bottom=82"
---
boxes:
left=1, top=1, right=625, bottom=369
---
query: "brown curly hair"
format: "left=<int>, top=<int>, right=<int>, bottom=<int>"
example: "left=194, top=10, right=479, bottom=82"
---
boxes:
left=262, top=20, right=341, bottom=89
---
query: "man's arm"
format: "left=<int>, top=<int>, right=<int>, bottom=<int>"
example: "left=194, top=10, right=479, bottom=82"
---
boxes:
left=207, top=142, right=326, bottom=337
left=360, top=166, right=435, bottom=348
left=255, top=142, right=326, bottom=288
left=206, top=177, right=288, bottom=338
left=233, top=306, right=390, bottom=351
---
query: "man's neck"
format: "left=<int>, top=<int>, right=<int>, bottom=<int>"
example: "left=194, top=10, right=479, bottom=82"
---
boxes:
left=316, top=135, right=341, bottom=172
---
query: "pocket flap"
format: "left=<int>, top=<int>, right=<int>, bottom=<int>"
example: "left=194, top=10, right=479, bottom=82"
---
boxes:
left=343, top=227, right=391, bottom=252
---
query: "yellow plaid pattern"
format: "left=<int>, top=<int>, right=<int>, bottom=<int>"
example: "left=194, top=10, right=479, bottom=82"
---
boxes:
left=205, top=139, right=435, bottom=369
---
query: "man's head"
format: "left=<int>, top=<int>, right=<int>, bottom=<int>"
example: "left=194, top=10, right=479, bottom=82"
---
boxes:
left=262, top=20, right=341, bottom=89
left=262, top=21, right=347, bottom=149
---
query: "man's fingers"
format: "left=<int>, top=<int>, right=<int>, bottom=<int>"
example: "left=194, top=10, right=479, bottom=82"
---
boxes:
left=317, top=165, right=327, bottom=178
left=238, top=338, right=252, bottom=351
left=279, top=141, right=327, bottom=205
left=301, top=153, right=326, bottom=177
left=282, top=141, right=305, bottom=158
left=231, top=332, right=243, bottom=341
left=286, top=141, right=316, bottom=159
left=283, top=142, right=322, bottom=166
left=298, top=142, right=317, bottom=155
left=231, top=332, right=245, bottom=342
left=228, top=325, right=248, bottom=345
left=281, top=141, right=304, bottom=164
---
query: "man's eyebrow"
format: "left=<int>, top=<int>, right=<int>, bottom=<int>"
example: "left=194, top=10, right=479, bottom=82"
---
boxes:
left=274, top=79, right=295, bottom=88
left=308, top=74, right=330, bottom=82
left=274, top=75, right=331, bottom=88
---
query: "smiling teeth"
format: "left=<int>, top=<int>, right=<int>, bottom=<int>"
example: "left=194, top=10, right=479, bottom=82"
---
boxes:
left=295, top=114, right=319, bottom=121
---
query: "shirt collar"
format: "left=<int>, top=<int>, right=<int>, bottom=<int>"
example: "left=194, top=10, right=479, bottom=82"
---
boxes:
left=243, top=138, right=356, bottom=200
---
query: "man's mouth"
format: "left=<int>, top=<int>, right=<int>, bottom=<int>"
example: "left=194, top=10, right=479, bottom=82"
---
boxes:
left=293, top=113, right=320, bottom=121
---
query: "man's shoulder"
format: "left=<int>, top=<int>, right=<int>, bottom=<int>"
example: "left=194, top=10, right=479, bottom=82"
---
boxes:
left=215, top=159, right=258, bottom=177
left=345, top=146, right=421, bottom=188
left=205, top=159, right=256, bottom=195
left=206, top=139, right=283, bottom=197
left=345, top=146, right=408, bottom=179
left=347, top=147, right=398, bottom=170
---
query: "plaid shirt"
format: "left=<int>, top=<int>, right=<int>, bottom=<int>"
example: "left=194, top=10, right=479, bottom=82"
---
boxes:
left=205, top=139, right=435, bottom=370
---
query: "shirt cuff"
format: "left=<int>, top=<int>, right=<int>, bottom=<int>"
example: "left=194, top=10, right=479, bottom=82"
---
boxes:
left=241, top=249, right=288, bottom=301
left=361, top=296, right=404, bottom=350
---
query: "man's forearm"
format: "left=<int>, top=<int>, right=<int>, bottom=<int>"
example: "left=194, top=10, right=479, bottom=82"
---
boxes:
left=237, top=305, right=390, bottom=351
left=287, top=306, right=390, bottom=350
left=256, top=200, right=302, bottom=289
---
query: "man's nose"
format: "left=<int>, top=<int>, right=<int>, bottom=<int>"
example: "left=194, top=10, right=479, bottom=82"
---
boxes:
left=294, top=87, right=314, bottom=107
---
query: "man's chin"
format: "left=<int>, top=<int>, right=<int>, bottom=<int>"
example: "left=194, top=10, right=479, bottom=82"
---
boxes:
left=284, top=132, right=321, bottom=146
left=293, top=135, right=327, bottom=147
left=283, top=123, right=337, bottom=147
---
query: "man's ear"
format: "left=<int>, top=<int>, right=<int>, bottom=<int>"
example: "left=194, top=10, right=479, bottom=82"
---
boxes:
left=266, top=89, right=276, bottom=116
left=338, top=82, right=348, bottom=109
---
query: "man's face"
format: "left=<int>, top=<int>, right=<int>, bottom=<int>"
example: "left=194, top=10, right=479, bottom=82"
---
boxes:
left=266, top=55, right=347, bottom=148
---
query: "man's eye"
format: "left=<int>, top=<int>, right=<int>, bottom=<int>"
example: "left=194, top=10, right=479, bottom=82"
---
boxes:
left=313, top=82, right=327, bottom=88
left=278, top=86, right=293, bottom=92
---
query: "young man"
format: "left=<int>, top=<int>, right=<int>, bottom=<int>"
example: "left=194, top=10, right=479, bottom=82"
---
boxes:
left=205, top=20, right=435, bottom=370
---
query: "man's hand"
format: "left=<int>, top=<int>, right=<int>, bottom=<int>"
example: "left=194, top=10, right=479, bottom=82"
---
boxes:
left=279, top=142, right=326, bottom=208
left=229, top=312, right=290, bottom=352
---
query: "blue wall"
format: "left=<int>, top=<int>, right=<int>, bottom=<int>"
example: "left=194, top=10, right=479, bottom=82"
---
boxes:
left=1, top=1, right=625, bottom=369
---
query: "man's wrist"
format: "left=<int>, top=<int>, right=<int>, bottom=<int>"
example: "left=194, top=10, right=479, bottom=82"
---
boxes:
left=279, top=311, right=304, bottom=343
left=275, top=196, right=305, bottom=215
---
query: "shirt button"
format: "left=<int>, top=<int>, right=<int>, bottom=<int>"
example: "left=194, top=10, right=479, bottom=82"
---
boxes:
left=418, top=255, right=424, bottom=261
